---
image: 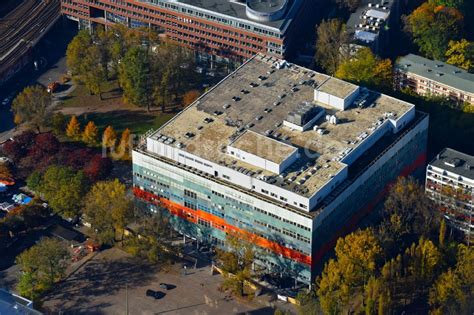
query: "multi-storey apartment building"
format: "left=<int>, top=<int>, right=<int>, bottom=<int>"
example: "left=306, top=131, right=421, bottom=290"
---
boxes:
left=60, top=0, right=316, bottom=61
left=132, top=54, right=429, bottom=284
left=425, top=148, right=474, bottom=244
left=395, top=54, right=474, bottom=104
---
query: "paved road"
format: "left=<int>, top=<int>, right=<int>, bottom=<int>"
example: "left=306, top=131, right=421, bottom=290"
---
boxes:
left=0, top=19, right=76, bottom=143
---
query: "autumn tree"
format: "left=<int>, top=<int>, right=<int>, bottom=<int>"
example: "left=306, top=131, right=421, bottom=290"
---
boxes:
left=405, top=1, right=464, bottom=60
left=377, top=177, right=438, bottom=256
left=35, top=165, right=88, bottom=218
left=0, top=164, right=13, bottom=183
left=430, top=244, right=472, bottom=314
left=115, top=128, right=132, bottom=160
left=83, top=179, right=132, bottom=245
left=119, top=46, right=153, bottom=111
left=83, top=154, right=113, bottom=182
left=317, top=229, right=382, bottom=313
left=445, top=39, right=474, bottom=71
left=102, top=125, right=117, bottom=151
left=217, top=232, right=259, bottom=297
left=335, top=47, right=393, bottom=89
left=315, top=19, right=350, bottom=75
left=66, top=115, right=81, bottom=140
left=182, top=89, right=201, bottom=106
left=11, top=85, right=51, bottom=132
left=82, top=121, right=98, bottom=145
left=16, top=238, right=69, bottom=301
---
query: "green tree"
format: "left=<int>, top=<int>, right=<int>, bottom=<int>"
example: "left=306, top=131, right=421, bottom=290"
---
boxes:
left=119, top=46, right=152, bottom=111
left=445, top=39, right=474, bottom=71
left=405, top=1, right=464, bottom=60
left=11, top=85, right=51, bottom=132
left=66, top=30, right=93, bottom=78
left=83, top=179, right=132, bottom=245
left=16, top=238, right=69, bottom=300
left=26, top=171, right=42, bottom=192
left=81, top=45, right=106, bottom=97
left=315, top=19, right=350, bottom=75
left=50, top=112, right=67, bottom=136
left=36, top=165, right=87, bottom=218
left=217, top=232, right=259, bottom=297
left=95, top=25, right=113, bottom=79
left=335, top=47, right=393, bottom=89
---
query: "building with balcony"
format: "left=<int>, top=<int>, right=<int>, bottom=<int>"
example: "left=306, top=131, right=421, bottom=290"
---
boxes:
left=395, top=54, right=474, bottom=105
left=132, top=54, right=429, bottom=284
left=60, top=0, right=318, bottom=61
left=425, top=148, right=474, bottom=244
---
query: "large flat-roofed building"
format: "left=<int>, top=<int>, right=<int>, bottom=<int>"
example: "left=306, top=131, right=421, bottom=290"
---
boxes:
left=132, top=54, right=429, bottom=283
left=425, top=148, right=474, bottom=244
left=395, top=54, right=474, bottom=104
left=60, top=0, right=314, bottom=60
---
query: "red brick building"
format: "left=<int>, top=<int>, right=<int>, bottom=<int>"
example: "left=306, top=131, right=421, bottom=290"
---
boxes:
left=60, top=0, right=313, bottom=61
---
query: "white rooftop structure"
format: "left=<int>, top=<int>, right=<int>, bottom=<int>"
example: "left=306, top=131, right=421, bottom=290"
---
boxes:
left=144, top=54, right=415, bottom=211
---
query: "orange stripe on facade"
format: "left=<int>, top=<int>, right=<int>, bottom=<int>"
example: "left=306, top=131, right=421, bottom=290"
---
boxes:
left=133, top=187, right=312, bottom=265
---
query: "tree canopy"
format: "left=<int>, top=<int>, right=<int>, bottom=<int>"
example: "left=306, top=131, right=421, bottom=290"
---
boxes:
left=445, top=39, right=474, bottom=71
left=12, top=85, right=51, bottom=132
left=335, top=47, right=393, bottom=90
left=315, top=19, right=350, bottom=75
left=405, top=1, right=464, bottom=60
left=83, top=179, right=132, bottom=245
left=16, top=238, right=69, bottom=301
left=34, top=165, right=88, bottom=218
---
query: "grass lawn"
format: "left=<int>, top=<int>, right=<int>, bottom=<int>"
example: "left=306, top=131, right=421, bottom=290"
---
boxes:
left=76, top=110, right=175, bottom=135
left=57, top=80, right=177, bottom=135
left=59, top=80, right=125, bottom=109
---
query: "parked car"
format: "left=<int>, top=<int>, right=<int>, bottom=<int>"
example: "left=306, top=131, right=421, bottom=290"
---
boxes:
left=1, top=92, right=15, bottom=106
left=159, top=283, right=171, bottom=290
left=146, top=289, right=165, bottom=299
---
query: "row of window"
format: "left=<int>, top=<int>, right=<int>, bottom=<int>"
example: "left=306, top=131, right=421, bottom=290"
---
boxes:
left=253, top=207, right=311, bottom=232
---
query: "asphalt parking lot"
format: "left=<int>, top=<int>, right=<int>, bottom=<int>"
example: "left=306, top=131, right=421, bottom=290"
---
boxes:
left=42, top=248, right=278, bottom=314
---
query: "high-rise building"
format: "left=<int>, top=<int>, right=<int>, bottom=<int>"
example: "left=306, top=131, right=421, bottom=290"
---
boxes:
left=132, top=54, right=429, bottom=284
left=60, top=0, right=316, bottom=61
left=425, top=148, right=474, bottom=244
left=395, top=54, right=474, bottom=105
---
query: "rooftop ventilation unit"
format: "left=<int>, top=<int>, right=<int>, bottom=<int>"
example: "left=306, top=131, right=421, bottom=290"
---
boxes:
left=445, top=158, right=462, bottom=168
